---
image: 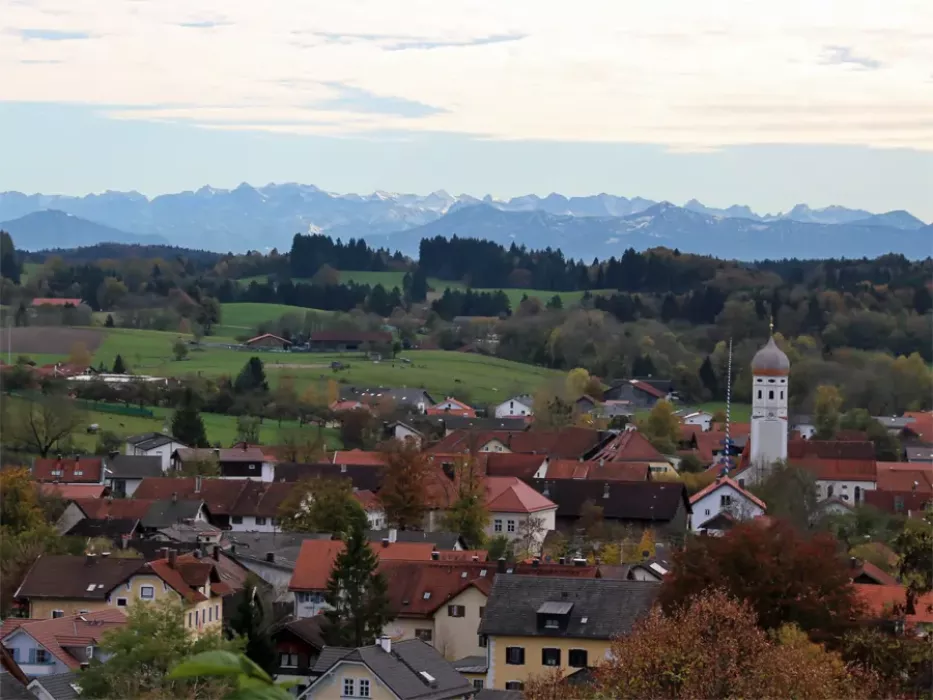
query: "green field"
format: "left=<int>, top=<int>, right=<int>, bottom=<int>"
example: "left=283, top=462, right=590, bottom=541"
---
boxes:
left=694, top=401, right=753, bottom=423
left=216, top=303, right=330, bottom=338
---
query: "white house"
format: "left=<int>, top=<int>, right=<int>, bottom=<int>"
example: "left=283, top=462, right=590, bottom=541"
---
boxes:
left=682, top=411, right=713, bottom=432
left=354, top=490, right=387, bottom=530
left=494, top=395, right=533, bottom=419
left=790, top=415, right=816, bottom=440
left=689, top=476, right=767, bottom=534
left=124, top=433, right=187, bottom=472
left=816, top=474, right=876, bottom=506
left=484, top=477, right=557, bottom=555
left=388, top=421, right=425, bottom=448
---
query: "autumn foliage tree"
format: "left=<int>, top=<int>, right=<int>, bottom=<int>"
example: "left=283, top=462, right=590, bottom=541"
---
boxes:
left=524, top=590, right=874, bottom=700
left=659, top=519, right=864, bottom=639
left=379, top=441, right=431, bottom=530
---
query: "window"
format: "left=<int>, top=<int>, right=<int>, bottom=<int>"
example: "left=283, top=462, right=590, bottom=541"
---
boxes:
left=505, top=681, right=524, bottom=691
left=215, top=604, right=219, bottom=621
left=894, top=496, right=905, bottom=512
left=827, top=484, right=834, bottom=498
left=705, top=508, right=710, bottom=516
left=780, top=391, right=784, bottom=399
left=35, top=649, right=49, bottom=664
left=188, top=612, right=193, bottom=627
left=343, top=678, right=355, bottom=697
left=231, top=516, right=243, bottom=524
left=116, top=597, right=127, bottom=607
left=479, top=606, right=485, bottom=618
left=769, top=390, right=774, bottom=400
left=140, top=585, right=155, bottom=599
left=195, top=610, right=199, bottom=626
left=757, top=390, right=762, bottom=399
left=208, top=606, right=213, bottom=622
left=255, top=517, right=267, bottom=526
left=478, top=635, right=487, bottom=648
left=358, top=679, right=370, bottom=698
left=448, top=605, right=465, bottom=617
left=569, top=649, right=588, bottom=668
left=494, top=519, right=502, bottom=533
left=855, top=486, right=861, bottom=503
left=415, top=628, right=433, bottom=642
left=51, top=610, right=64, bottom=619
left=86, top=646, right=94, bottom=659
left=544, top=617, right=559, bottom=629
left=270, top=518, right=278, bottom=527
left=542, top=648, right=561, bottom=666
left=506, top=646, right=525, bottom=665
left=720, top=494, right=732, bottom=507
left=280, top=652, right=298, bottom=667
left=507, top=520, right=516, bottom=533
left=473, top=679, right=485, bottom=689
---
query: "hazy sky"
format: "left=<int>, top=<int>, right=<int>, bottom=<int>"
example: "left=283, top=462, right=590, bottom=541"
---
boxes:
left=2, top=0, right=932, bottom=218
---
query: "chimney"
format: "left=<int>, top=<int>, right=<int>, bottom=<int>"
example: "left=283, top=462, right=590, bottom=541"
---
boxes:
left=172, top=491, right=178, bottom=503
left=265, top=552, right=275, bottom=563
left=497, top=557, right=506, bottom=573
left=532, top=558, right=539, bottom=568
left=378, top=635, right=391, bottom=654
left=431, top=550, right=439, bottom=561
left=573, top=557, right=586, bottom=567
left=849, top=557, right=858, bottom=569
left=382, top=538, right=390, bottom=548
left=168, top=549, right=177, bottom=569
left=195, top=475, right=202, bottom=494
left=388, top=528, right=398, bottom=543
left=212, top=545, right=220, bottom=561
left=85, top=553, right=96, bottom=566
left=603, top=482, right=610, bottom=499
left=559, top=556, right=566, bottom=565
left=340, top=464, right=347, bottom=473
left=214, top=448, right=220, bottom=458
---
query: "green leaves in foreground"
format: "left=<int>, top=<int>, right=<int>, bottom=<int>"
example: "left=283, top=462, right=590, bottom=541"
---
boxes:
left=169, top=651, right=295, bottom=700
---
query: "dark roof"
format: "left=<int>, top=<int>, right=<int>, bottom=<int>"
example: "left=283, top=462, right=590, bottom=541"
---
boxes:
left=141, top=499, right=204, bottom=528
left=125, top=432, right=181, bottom=451
left=313, top=640, right=472, bottom=700
left=311, top=646, right=355, bottom=674
left=1, top=674, right=34, bottom=700
left=134, top=477, right=290, bottom=517
left=339, top=386, right=436, bottom=408
left=451, top=655, right=487, bottom=673
left=273, top=463, right=384, bottom=491
left=121, top=540, right=203, bottom=561
left=367, top=530, right=464, bottom=550
left=226, top=531, right=333, bottom=571
left=478, top=576, right=659, bottom=639
left=476, top=691, right=523, bottom=700
left=284, top=616, right=330, bottom=650
left=175, top=447, right=266, bottom=463
left=14, top=555, right=143, bottom=600
left=440, top=416, right=530, bottom=432
left=310, top=330, right=393, bottom=343
left=27, top=671, right=81, bottom=700
left=528, top=479, right=691, bottom=522
left=106, top=455, right=163, bottom=479
left=64, top=518, right=139, bottom=539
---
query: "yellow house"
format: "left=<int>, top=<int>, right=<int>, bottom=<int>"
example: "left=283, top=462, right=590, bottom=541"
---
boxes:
left=478, top=576, right=660, bottom=690
left=301, top=638, right=473, bottom=700
left=14, top=551, right=230, bottom=638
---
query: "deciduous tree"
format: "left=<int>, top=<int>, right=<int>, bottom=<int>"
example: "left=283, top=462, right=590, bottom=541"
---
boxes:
left=440, top=453, right=489, bottom=546
left=172, top=339, right=189, bottom=361
left=379, top=441, right=431, bottom=530
left=6, top=395, right=85, bottom=457
left=814, top=384, right=843, bottom=439
left=277, top=477, right=367, bottom=535
left=638, top=399, right=680, bottom=453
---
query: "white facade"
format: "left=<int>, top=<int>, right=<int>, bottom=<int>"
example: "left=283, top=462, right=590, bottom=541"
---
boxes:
left=750, top=374, right=789, bottom=472
left=392, top=423, right=423, bottom=447
left=494, top=398, right=533, bottom=419
left=486, top=508, right=556, bottom=555
left=683, top=412, right=713, bottom=432
left=816, top=479, right=875, bottom=505
left=228, top=515, right=282, bottom=533
left=790, top=419, right=816, bottom=440
left=125, top=439, right=185, bottom=473
left=691, top=482, right=765, bottom=533
left=295, top=590, right=328, bottom=618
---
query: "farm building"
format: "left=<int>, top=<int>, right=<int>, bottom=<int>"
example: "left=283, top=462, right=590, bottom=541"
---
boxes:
left=244, top=333, right=291, bottom=350
left=30, top=298, right=84, bottom=307
left=307, top=330, right=393, bottom=352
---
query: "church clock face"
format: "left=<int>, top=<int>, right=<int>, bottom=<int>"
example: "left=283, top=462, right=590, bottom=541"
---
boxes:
left=767, top=410, right=776, bottom=418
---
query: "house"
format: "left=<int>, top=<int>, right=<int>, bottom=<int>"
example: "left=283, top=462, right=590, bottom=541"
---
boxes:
left=64, top=517, right=141, bottom=540
left=477, top=576, right=660, bottom=690
left=0, top=609, right=126, bottom=678
left=13, top=551, right=231, bottom=637
left=32, top=457, right=104, bottom=485
left=388, top=421, right=426, bottom=447
left=603, top=379, right=670, bottom=409
left=876, top=462, right=933, bottom=494
left=790, top=415, right=816, bottom=440
left=307, top=330, right=393, bottom=352
left=854, top=584, right=933, bottom=634
left=484, top=477, right=557, bottom=554
left=682, top=411, right=713, bottom=432
left=244, top=333, right=291, bottom=350
left=332, top=450, right=389, bottom=467
left=873, top=415, right=917, bottom=436
left=36, top=483, right=108, bottom=501
left=1, top=645, right=33, bottom=700
left=573, top=395, right=599, bottom=416
left=847, top=557, right=899, bottom=586
left=226, top=532, right=333, bottom=601
left=590, top=430, right=669, bottom=468
left=494, top=395, right=533, bottom=419
left=272, top=616, right=330, bottom=697
left=31, top=298, right=83, bottom=307
left=339, top=387, right=436, bottom=414
left=379, top=558, right=602, bottom=663
left=289, top=540, right=440, bottom=618
left=529, top=480, right=692, bottom=540
left=104, top=454, right=163, bottom=497
left=172, top=446, right=274, bottom=482
left=354, top=490, right=387, bottom=530
left=863, top=489, right=932, bottom=517
left=301, top=638, right=474, bottom=700
left=26, top=671, right=83, bottom=700
left=689, top=476, right=767, bottom=534
left=541, top=459, right=651, bottom=481
left=484, top=454, right=548, bottom=479
left=452, top=655, right=489, bottom=692
left=124, top=432, right=187, bottom=472
left=427, top=398, right=477, bottom=418
left=430, top=427, right=608, bottom=460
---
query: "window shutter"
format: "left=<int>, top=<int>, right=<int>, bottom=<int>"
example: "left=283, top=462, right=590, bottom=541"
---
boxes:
left=28, top=648, right=36, bottom=664
left=519, top=647, right=525, bottom=664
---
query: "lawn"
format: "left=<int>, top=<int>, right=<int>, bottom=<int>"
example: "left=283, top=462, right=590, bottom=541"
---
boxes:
left=694, top=401, right=753, bottom=423
left=216, top=302, right=329, bottom=338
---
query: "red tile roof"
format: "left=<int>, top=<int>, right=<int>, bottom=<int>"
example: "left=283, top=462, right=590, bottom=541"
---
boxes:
left=134, top=477, right=257, bottom=515
left=332, top=450, right=388, bottom=466
left=147, top=557, right=208, bottom=603
left=795, top=458, right=878, bottom=482
left=863, top=489, right=933, bottom=516
left=0, top=610, right=127, bottom=669
left=903, top=411, right=933, bottom=443
left=330, top=400, right=371, bottom=413
left=591, top=430, right=666, bottom=462
left=244, top=333, right=289, bottom=345
left=788, top=439, right=876, bottom=461
left=429, top=427, right=604, bottom=459
left=484, top=476, right=556, bottom=513
left=689, top=476, right=767, bottom=511
left=289, top=540, right=438, bottom=591
left=73, top=498, right=155, bottom=520
left=876, top=463, right=933, bottom=493
left=855, top=584, right=933, bottom=625
left=37, top=483, right=108, bottom=500
left=426, top=398, right=476, bottom=417
left=31, top=298, right=83, bottom=307
left=33, top=457, right=103, bottom=484
left=849, top=559, right=899, bottom=586
left=353, top=489, right=382, bottom=511
left=545, top=459, right=650, bottom=481
left=483, top=453, right=544, bottom=478
left=630, top=380, right=667, bottom=399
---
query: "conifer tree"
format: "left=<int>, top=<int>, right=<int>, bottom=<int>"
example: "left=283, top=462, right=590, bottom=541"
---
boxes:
left=112, top=354, right=127, bottom=374
left=171, top=389, right=209, bottom=447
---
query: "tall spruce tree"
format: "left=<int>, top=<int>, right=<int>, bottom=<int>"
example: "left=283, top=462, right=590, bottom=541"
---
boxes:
left=112, top=354, right=127, bottom=374
left=228, top=581, right=277, bottom=675
left=234, top=357, right=269, bottom=394
left=171, top=389, right=209, bottom=447
left=323, top=520, right=391, bottom=648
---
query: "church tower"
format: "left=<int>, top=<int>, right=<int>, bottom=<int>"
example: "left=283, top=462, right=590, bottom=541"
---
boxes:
left=749, top=332, right=790, bottom=471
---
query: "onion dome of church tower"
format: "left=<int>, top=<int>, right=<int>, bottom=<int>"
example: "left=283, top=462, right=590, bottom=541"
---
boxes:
left=751, top=336, right=790, bottom=375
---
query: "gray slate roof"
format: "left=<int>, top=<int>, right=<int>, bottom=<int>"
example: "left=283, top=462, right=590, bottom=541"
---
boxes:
left=65, top=518, right=139, bottom=539
left=227, top=531, right=332, bottom=571
left=310, top=640, right=472, bottom=700
left=107, top=455, right=163, bottom=479
left=28, top=671, right=81, bottom=700
left=478, top=575, right=659, bottom=639
left=1, top=674, right=35, bottom=700
left=451, top=655, right=487, bottom=673
left=873, top=416, right=917, bottom=429
left=367, top=529, right=463, bottom=551
left=906, top=446, right=933, bottom=462
left=125, top=432, right=179, bottom=451
left=141, top=499, right=204, bottom=528
left=476, top=691, right=523, bottom=700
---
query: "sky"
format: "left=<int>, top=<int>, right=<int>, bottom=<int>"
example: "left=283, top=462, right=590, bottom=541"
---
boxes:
left=2, top=0, right=932, bottom=219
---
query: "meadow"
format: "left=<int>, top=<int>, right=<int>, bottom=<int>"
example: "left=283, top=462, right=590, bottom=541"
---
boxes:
left=215, top=302, right=330, bottom=338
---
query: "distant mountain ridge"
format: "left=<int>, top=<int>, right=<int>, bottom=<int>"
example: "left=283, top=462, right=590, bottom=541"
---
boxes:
left=0, top=210, right=167, bottom=251
left=0, top=184, right=926, bottom=258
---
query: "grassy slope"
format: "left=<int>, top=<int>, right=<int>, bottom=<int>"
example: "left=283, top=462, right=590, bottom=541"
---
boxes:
left=216, top=302, right=329, bottom=338
left=694, top=401, right=753, bottom=423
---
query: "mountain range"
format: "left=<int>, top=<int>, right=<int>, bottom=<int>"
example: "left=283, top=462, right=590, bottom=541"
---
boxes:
left=0, top=184, right=928, bottom=260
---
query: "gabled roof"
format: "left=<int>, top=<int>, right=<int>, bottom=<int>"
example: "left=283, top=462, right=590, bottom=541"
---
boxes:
left=876, top=463, right=933, bottom=493
left=332, top=449, right=388, bottom=466
left=863, top=490, right=932, bottom=516
left=72, top=497, right=154, bottom=520
left=849, top=559, right=899, bottom=586
left=367, top=530, right=464, bottom=551
left=310, top=639, right=472, bottom=700
left=0, top=610, right=127, bottom=670
left=14, top=555, right=144, bottom=600
left=289, top=540, right=437, bottom=591
left=353, top=489, right=382, bottom=512
left=27, top=671, right=82, bottom=700
left=591, top=430, right=666, bottom=463
left=174, top=446, right=267, bottom=463
left=0, top=674, right=33, bottom=700
left=545, top=459, right=650, bottom=481
left=629, top=379, right=667, bottom=399
left=530, top=478, right=690, bottom=522
left=64, top=518, right=140, bottom=539
left=141, top=499, right=204, bottom=528
left=430, top=427, right=605, bottom=459
left=309, top=330, right=393, bottom=343
left=485, top=476, right=556, bottom=513
left=282, top=616, right=330, bottom=650
left=33, top=457, right=103, bottom=484
left=484, top=453, right=546, bottom=479
left=37, top=483, right=108, bottom=500
left=478, top=576, right=659, bottom=639
left=106, top=455, right=163, bottom=480
left=133, top=477, right=253, bottom=515
left=689, top=476, right=767, bottom=511
left=788, top=439, right=876, bottom=461
left=125, top=432, right=182, bottom=451
left=273, top=463, right=385, bottom=490
left=855, top=584, right=933, bottom=625
left=245, top=333, right=290, bottom=345
left=146, top=555, right=210, bottom=603
left=903, top=411, right=933, bottom=443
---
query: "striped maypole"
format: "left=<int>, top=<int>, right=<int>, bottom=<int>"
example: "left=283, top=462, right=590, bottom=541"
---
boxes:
left=724, top=337, right=733, bottom=473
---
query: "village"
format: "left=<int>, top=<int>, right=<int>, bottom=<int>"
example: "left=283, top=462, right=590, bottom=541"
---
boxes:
left=1, top=333, right=931, bottom=700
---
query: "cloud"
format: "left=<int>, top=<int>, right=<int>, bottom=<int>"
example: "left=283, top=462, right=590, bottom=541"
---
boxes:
left=17, top=28, right=90, bottom=40
left=821, top=45, right=882, bottom=70
left=1, top=0, right=931, bottom=150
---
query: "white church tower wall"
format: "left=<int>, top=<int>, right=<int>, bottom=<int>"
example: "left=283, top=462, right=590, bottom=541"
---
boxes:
left=748, top=336, right=790, bottom=480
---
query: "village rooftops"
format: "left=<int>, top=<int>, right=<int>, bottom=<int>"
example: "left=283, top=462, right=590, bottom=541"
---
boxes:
left=33, top=457, right=104, bottom=484
left=14, top=555, right=145, bottom=601
left=485, top=476, right=556, bottom=513
left=125, top=432, right=181, bottom=451
left=0, top=610, right=127, bottom=670
left=289, top=540, right=441, bottom=591
left=174, top=446, right=267, bottom=463
left=105, top=455, right=163, bottom=480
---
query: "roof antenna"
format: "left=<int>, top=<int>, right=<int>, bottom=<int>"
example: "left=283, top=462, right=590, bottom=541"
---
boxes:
left=723, top=337, right=733, bottom=474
